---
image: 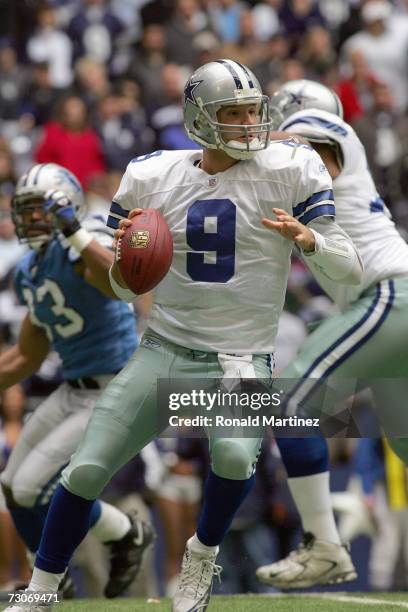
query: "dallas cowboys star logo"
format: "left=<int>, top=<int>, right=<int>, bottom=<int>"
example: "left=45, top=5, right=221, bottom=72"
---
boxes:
left=184, top=79, right=203, bottom=107
left=288, top=89, right=316, bottom=107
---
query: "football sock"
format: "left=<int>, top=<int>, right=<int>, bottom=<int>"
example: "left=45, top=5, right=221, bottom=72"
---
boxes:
left=35, top=484, right=94, bottom=574
left=29, top=567, right=64, bottom=594
left=90, top=501, right=131, bottom=542
left=8, top=504, right=48, bottom=553
left=276, top=436, right=340, bottom=544
left=276, top=436, right=328, bottom=477
left=197, top=469, right=255, bottom=546
left=8, top=499, right=100, bottom=554
left=189, top=533, right=218, bottom=554
left=88, top=498, right=102, bottom=527
left=288, top=472, right=341, bottom=544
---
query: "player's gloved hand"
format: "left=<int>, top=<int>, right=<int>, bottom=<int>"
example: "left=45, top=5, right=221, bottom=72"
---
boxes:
left=44, top=189, right=81, bottom=238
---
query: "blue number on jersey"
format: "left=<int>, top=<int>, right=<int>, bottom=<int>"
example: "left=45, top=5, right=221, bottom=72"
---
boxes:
left=186, top=199, right=236, bottom=283
left=131, top=150, right=163, bottom=163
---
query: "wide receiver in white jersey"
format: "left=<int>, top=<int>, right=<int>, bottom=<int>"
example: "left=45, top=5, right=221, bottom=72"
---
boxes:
left=6, top=61, right=362, bottom=612
left=257, top=80, right=408, bottom=590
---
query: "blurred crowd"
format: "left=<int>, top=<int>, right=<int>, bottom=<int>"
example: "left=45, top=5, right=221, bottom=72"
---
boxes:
left=1, top=0, right=408, bottom=600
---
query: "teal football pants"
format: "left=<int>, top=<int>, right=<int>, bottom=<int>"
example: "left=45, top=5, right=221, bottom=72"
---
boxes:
left=62, top=332, right=272, bottom=499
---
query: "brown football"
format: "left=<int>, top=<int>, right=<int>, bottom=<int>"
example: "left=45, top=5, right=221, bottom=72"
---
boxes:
left=117, top=209, right=173, bottom=294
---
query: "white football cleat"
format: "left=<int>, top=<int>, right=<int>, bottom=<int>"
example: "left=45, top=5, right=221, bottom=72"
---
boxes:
left=172, top=539, right=222, bottom=612
left=256, top=532, right=357, bottom=589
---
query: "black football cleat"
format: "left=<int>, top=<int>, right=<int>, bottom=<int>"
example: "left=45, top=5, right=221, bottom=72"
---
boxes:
left=104, top=513, right=155, bottom=598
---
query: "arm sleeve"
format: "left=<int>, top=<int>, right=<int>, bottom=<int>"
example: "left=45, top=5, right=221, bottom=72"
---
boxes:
left=292, top=149, right=335, bottom=224
left=303, top=217, right=364, bottom=285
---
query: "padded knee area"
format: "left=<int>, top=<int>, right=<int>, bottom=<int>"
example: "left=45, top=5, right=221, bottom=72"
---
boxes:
left=62, top=464, right=109, bottom=500
left=211, top=439, right=255, bottom=480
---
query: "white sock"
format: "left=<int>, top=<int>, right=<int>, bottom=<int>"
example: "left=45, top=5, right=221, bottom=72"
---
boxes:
left=29, top=567, right=64, bottom=593
left=90, top=501, right=131, bottom=543
left=288, top=472, right=341, bottom=545
left=188, top=533, right=218, bottom=555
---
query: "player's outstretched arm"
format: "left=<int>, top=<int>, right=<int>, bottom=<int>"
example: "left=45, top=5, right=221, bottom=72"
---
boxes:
left=0, top=314, right=49, bottom=391
left=262, top=210, right=363, bottom=285
left=306, top=216, right=363, bottom=285
left=44, top=189, right=119, bottom=298
left=262, top=208, right=316, bottom=252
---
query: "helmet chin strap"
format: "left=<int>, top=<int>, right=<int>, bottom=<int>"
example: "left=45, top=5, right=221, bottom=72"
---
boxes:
left=220, top=137, right=263, bottom=160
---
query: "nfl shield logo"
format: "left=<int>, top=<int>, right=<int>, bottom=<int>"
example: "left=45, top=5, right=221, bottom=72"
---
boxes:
left=208, top=177, right=217, bottom=187
left=129, top=230, right=150, bottom=248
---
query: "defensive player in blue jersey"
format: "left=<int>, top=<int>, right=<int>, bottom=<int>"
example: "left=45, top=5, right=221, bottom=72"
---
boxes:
left=4, top=61, right=363, bottom=612
left=0, top=163, right=154, bottom=599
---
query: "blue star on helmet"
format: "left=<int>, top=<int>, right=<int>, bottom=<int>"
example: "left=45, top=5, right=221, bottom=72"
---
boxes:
left=184, top=79, right=203, bottom=107
left=288, top=90, right=316, bottom=107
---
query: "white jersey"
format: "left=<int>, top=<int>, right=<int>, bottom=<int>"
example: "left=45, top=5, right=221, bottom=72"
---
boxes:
left=281, top=109, right=408, bottom=309
left=109, top=147, right=348, bottom=354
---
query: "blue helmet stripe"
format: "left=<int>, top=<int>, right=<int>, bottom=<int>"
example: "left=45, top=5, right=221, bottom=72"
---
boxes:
left=283, top=116, right=348, bottom=137
left=215, top=60, right=243, bottom=90
left=32, top=164, right=44, bottom=185
left=235, top=61, right=254, bottom=88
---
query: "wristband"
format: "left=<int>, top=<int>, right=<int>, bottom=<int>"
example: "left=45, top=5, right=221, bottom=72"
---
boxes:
left=62, top=218, right=81, bottom=238
left=67, top=228, right=93, bottom=253
left=109, top=265, right=138, bottom=301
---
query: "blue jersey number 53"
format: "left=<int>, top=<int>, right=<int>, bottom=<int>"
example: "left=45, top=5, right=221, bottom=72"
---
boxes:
left=186, top=199, right=236, bottom=283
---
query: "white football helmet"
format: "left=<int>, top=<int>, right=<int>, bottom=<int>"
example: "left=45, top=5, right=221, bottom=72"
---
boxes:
left=183, top=59, right=272, bottom=160
left=12, top=163, right=85, bottom=250
left=270, top=79, right=343, bottom=129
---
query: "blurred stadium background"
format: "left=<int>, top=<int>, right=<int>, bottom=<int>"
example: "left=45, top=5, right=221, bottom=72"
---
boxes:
left=1, top=0, right=408, bottom=606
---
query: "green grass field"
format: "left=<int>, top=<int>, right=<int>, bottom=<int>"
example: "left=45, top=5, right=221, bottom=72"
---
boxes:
left=2, top=594, right=408, bottom=612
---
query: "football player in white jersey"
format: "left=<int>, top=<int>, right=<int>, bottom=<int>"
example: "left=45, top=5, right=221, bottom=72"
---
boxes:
left=256, top=79, right=408, bottom=589
left=5, top=61, right=363, bottom=612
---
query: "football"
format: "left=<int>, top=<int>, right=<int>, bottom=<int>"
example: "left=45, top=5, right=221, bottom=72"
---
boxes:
left=116, top=209, right=173, bottom=294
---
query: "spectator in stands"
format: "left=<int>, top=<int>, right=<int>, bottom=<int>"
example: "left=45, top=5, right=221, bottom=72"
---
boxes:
left=67, top=0, right=124, bottom=67
left=353, top=81, right=408, bottom=230
left=235, top=9, right=268, bottom=69
left=35, top=95, right=106, bottom=188
left=0, top=42, right=26, bottom=121
left=150, top=63, right=199, bottom=150
left=341, top=0, right=408, bottom=111
left=335, top=48, right=379, bottom=123
left=126, top=24, right=168, bottom=110
left=253, top=31, right=289, bottom=94
left=279, top=0, right=326, bottom=55
left=208, top=0, right=246, bottom=44
left=22, top=62, right=61, bottom=126
left=95, top=86, right=154, bottom=170
left=165, top=0, right=208, bottom=66
left=297, top=25, right=337, bottom=80
left=252, top=0, right=281, bottom=42
left=74, top=57, right=111, bottom=113
left=26, top=3, right=73, bottom=89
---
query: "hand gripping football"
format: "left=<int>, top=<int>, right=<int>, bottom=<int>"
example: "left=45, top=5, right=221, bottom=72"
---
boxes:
left=116, top=209, right=173, bottom=294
